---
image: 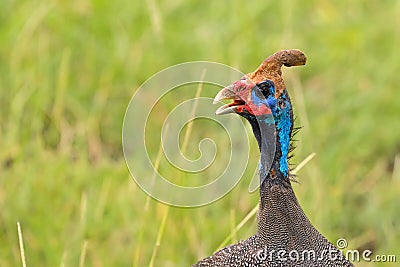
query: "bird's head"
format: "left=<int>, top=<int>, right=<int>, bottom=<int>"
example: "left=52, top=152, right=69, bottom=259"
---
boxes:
left=214, top=78, right=276, bottom=118
left=214, top=50, right=306, bottom=181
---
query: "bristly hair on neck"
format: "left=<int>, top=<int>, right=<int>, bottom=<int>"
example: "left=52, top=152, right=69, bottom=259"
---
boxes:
left=288, top=118, right=302, bottom=183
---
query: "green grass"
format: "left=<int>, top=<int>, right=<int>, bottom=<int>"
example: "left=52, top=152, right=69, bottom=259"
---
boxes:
left=1, top=0, right=400, bottom=266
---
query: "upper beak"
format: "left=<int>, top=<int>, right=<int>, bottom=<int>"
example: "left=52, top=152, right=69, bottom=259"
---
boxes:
left=213, top=84, right=246, bottom=115
left=213, top=84, right=235, bottom=104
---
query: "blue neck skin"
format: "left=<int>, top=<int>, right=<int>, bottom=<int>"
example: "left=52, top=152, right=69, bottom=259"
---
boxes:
left=273, top=94, right=292, bottom=177
left=245, top=88, right=292, bottom=185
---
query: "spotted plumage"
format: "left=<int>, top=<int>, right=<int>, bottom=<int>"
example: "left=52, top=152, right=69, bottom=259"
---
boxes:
left=193, top=50, right=354, bottom=267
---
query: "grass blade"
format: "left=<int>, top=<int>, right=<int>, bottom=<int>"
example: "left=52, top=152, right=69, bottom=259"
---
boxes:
left=147, top=68, right=207, bottom=266
left=17, top=222, right=27, bottom=267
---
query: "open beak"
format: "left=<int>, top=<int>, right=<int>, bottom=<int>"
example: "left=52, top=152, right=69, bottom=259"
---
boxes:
left=213, top=84, right=247, bottom=115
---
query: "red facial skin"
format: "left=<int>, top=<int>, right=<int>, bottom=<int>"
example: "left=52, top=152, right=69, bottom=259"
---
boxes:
left=237, top=103, right=272, bottom=116
left=230, top=80, right=272, bottom=116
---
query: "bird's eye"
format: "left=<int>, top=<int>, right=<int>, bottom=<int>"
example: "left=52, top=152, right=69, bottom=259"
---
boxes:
left=256, top=80, right=275, bottom=98
left=256, top=81, right=269, bottom=92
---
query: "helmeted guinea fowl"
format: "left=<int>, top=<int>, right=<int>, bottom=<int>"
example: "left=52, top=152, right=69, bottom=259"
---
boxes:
left=192, top=50, right=354, bottom=267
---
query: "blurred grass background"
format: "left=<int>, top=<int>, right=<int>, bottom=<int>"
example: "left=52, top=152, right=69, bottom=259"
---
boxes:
left=1, top=0, right=400, bottom=266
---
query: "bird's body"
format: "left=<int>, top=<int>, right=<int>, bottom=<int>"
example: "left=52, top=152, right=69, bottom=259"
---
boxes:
left=193, top=50, right=354, bottom=267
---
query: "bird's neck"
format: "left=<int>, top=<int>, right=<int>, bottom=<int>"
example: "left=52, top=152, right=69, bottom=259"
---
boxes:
left=249, top=113, right=312, bottom=249
left=249, top=114, right=292, bottom=188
